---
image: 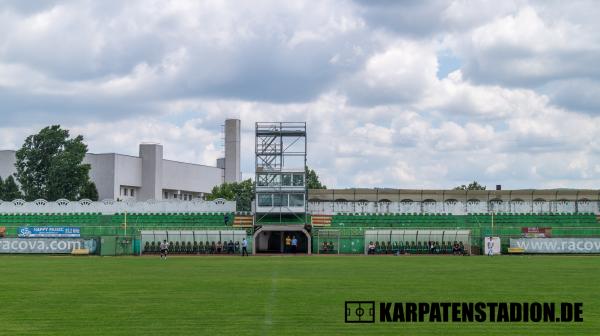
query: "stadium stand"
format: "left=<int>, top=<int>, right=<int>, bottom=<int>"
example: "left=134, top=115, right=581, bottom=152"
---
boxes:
left=0, top=212, right=235, bottom=236
left=329, top=212, right=598, bottom=232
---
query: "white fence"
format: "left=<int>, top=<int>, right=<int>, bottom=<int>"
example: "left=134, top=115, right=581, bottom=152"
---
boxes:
left=309, top=200, right=600, bottom=215
left=0, top=198, right=236, bottom=214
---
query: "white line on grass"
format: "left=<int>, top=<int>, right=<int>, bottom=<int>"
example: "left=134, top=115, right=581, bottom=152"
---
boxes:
left=262, top=271, right=279, bottom=333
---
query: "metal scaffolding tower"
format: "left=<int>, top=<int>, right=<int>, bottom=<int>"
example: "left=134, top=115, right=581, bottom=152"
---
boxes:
left=255, top=122, right=307, bottom=225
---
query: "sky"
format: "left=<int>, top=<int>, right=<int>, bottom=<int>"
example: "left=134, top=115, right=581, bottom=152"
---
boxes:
left=0, top=0, right=599, bottom=189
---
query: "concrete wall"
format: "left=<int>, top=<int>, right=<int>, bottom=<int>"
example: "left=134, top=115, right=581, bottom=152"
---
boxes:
left=139, top=144, right=163, bottom=201
left=115, top=154, right=142, bottom=188
left=84, top=153, right=116, bottom=201
left=162, top=160, right=223, bottom=195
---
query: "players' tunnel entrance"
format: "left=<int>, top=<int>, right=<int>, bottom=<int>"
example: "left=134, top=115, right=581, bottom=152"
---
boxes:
left=252, top=225, right=311, bottom=255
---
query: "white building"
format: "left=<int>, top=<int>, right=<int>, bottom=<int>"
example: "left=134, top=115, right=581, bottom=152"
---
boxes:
left=0, top=119, right=241, bottom=201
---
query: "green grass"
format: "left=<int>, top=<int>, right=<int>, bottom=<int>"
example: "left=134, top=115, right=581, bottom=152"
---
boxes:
left=0, top=255, right=598, bottom=335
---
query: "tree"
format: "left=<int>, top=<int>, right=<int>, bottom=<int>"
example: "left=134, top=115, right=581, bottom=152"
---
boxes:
left=207, top=179, right=254, bottom=211
left=2, top=176, right=23, bottom=200
left=15, top=125, right=92, bottom=201
left=454, top=181, right=486, bottom=191
left=306, top=166, right=326, bottom=189
left=79, top=181, right=99, bottom=201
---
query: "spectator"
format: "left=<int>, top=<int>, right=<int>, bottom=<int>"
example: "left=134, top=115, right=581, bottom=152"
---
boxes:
left=216, top=241, right=223, bottom=254
left=368, top=241, right=376, bottom=254
left=487, top=237, right=494, bottom=256
left=452, top=241, right=460, bottom=255
left=228, top=240, right=234, bottom=254
left=241, top=238, right=249, bottom=256
left=291, top=236, right=298, bottom=253
left=321, top=241, right=329, bottom=253
left=459, top=241, right=465, bottom=255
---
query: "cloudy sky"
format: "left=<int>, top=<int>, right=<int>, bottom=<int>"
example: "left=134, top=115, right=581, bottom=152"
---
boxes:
left=0, top=0, right=599, bottom=189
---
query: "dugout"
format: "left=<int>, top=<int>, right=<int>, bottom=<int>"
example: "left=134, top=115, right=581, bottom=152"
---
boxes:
left=253, top=225, right=311, bottom=254
left=364, top=229, right=471, bottom=255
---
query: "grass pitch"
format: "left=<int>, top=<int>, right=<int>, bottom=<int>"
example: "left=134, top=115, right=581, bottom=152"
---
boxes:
left=0, top=255, right=598, bottom=335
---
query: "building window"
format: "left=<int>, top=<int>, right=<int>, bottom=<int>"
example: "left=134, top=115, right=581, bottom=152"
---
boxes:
left=290, top=194, right=304, bottom=207
left=130, top=189, right=135, bottom=197
left=258, top=194, right=272, bottom=207
left=164, top=192, right=168, bottom=199
left=123, top=188, right=128, bottom=196
left=273, top=194, right=288, bottom=207
left=281, top=174, right=292, bottom=186
left=293, top=174, right=304, bottom=186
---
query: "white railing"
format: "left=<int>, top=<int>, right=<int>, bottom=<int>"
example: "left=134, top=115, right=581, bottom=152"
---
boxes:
left=308, top=201, right=600, bottom=215
left=0, top=198, right=236, bottom=215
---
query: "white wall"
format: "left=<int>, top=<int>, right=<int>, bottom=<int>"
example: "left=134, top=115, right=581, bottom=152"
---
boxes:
left=162, top=160, right=223, bottom=195
left=84, top=153, right=116, bottom=201
left=114, top=154, right=142, bottom=199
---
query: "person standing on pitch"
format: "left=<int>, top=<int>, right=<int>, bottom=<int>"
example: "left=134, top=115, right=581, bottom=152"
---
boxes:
left=241, top=238, right=249, bottom=256
left=487, top=237, right=494, bottom=256
left=291, top=236, right=298, bottom=254
left=160, top=240, right=169, bottom=260
left=285, top=235, right=291, bottom=253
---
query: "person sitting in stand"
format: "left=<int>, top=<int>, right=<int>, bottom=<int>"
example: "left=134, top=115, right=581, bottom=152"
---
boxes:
left=322, top=241, right=329, bottom=253
left=367, top=241, right=376, bottom=254
left=228, top=240, right=234, bottom=254
left=452, top=241, right=460, bottom=255
left=216, top=241, right=223, bottom=253
left=459, top=241, right=465, bottom=255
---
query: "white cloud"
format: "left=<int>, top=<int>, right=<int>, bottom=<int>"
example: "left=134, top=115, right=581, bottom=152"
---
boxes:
left=0, top=0, right=599, bottom=190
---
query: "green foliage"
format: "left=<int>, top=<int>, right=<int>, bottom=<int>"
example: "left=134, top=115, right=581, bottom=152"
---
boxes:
left=207, top=179, right=254, bottom=211
left=3, top=176, right=23, bottom=200
left=80, top=181, right=99, bottom=201
left=306, top=166, right=326, bottom=189
left=0, top=175, right=23, bottom=201
left=454, top=181, right=487, bottom=191
left=15, top=125, right=92, bottom=201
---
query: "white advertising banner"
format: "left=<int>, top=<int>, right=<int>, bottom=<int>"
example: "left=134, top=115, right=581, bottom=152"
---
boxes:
left=0, top=238, right=97, bottom=254
left=510, top=238, right=600, bottom=254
